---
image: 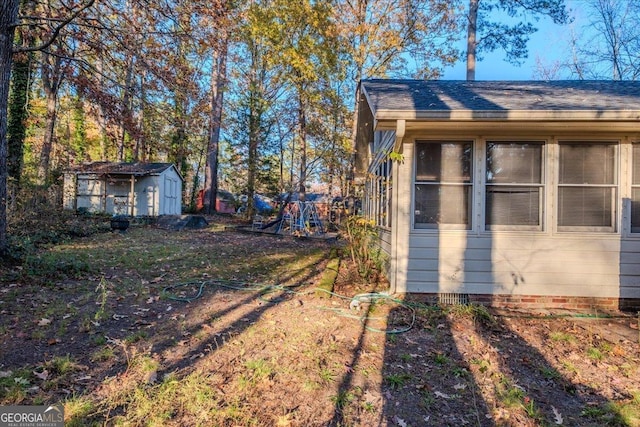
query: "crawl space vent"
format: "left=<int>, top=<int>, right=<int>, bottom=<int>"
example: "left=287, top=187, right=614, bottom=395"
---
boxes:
left=438, top=293, right=470, bottom=305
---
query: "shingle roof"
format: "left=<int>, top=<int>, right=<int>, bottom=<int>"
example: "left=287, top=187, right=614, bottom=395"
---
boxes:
left=66, top=162, right=178, bottom=177
left=360, top=80, right=640, bottom=118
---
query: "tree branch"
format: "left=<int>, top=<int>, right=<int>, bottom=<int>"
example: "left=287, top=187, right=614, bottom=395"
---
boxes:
left=13, top=0, right=96, bottom=54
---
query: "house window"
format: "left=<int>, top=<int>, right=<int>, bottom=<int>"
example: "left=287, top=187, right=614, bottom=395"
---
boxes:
left=365, top=160, right=392, bottom=228
left=414, top=141, right=473, bottom=229
left=558, top=142, right=617, bottom=232
left=631, top=143, right=640, bottom=232
left=485, top=142, right=544, bottom=230
left=378, top=160, right=392, bottom=228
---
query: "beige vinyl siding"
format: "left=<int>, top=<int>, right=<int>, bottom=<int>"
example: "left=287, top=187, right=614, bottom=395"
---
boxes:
left=390, top=138, right=640, bottom=299
left=620, top=240, right=640, bottom=298
left=378, top=228, right=392, bottom=257
left=404, top=232, right=621, bottom=297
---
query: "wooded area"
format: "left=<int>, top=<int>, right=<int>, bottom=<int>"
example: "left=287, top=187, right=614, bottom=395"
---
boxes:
left=1, top=0, right=639, bottom=255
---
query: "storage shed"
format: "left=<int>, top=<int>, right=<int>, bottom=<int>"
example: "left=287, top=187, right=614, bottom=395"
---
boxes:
left=355, top=79, right=640, bottom=310
left=63, top=162, right=183, bottom=216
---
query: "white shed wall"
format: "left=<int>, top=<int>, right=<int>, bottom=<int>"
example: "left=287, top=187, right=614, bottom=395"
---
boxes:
left=64, top=165, right=182, bottom=217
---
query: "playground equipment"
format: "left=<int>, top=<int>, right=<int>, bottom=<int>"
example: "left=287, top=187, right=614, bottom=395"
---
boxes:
left=275, top=201, right=324, bottom=236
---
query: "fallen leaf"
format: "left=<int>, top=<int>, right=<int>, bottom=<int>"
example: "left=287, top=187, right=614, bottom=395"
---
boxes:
left=552, top=406, right=563, bottom=425
left=33, top=370, right=49, bottom=381
left=394, top=416, right=407, bottom=427
left=145, top=370, right=157, bottom=384
left=434, top=391, right=451, bottom=399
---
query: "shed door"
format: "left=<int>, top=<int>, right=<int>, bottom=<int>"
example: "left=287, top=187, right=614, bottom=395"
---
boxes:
left=163, top=176, right=179, bottom=215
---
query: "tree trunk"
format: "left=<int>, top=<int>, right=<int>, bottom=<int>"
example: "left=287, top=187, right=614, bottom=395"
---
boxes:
left=7, top=52, right=30, bottom=186
left=0, top=0, right=20, bottom=254
left=466, top=0, right=479, bottom=81
left=8, top=0, right=36, bottom=187
left=38, top=81, right=58, bottom=183
left=247, top=91, right=259, bottom=218
left=298, top=91, right=307, bottom=202
left=118, top=54, right=134, bottom=162
left=204, top=34, right=228, bottom=215
left=134, top=70, right=145, bottom=161
left=246, top=43, right=263, bottom=218
left=38, top=52, right=62, bottom=184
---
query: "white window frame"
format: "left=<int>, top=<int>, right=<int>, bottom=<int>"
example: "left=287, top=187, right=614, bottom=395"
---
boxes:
left=413, top=140, right=474, bottom=230
left=484, top=141, right=545, bottom=232
left=556, top=141, right=618, bottom=233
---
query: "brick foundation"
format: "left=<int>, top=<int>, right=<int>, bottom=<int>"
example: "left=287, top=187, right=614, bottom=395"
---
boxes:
left=406, top=293, right=640, bottom=312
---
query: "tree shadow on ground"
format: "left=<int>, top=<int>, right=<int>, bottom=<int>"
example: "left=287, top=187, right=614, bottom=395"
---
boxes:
left=379, top=302, right=631, bottom=426
left=153, top=254, right=326, bottom=375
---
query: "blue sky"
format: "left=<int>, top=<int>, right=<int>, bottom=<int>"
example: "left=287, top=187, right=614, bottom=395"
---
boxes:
left=442, top=0, right=587, bottom=80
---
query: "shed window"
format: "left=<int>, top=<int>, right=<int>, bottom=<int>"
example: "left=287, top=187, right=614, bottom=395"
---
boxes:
left=558, top=142, right=617, bottom=232
left=414, top=141, right=473, bottom=229
left=485, top=142, right=544, bottom=230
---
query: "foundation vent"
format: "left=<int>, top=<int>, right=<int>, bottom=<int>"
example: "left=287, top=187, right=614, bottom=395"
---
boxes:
left=438, top=293, right=470, bottom=305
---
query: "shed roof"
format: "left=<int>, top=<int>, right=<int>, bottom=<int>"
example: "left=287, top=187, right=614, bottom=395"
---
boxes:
left=66, top=162, right=182, bottom=180
left=359, top=79, right=640, bottom=121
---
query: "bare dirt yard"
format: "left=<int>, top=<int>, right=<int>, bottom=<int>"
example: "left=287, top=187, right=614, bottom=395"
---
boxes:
left=1, top=215, right=640, bottom=426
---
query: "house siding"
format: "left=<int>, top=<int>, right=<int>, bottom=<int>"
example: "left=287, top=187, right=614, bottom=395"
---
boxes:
left=404, top=233, right=621, bottom=298
left=620, top=240, right=640, bottom=298
left=383, top=140, right=640, bottom=307
left=357, top=79, right=640, bottom=309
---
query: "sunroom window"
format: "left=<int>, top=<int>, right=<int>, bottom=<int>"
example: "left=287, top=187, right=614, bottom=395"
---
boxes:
left=557, top=142, right=617, bottom=232
left=631, top=143, right=640, bottom=232
left=414, top=141, right=473, bottom=229
left=485, top=142, right=544, bottom=230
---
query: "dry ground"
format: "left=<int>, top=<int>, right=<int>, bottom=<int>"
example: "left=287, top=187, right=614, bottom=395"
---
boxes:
left=0, top=217, right=639, bottom=426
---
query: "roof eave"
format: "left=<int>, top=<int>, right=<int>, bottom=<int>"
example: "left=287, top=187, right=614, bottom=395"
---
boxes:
left=374, top=109, right=640, bottom=121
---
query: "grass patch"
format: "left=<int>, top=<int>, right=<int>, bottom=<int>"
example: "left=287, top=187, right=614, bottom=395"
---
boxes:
left=47, top=355, right=79, bottom=375
left=0, top=369, right=33, bottom=403
left=445, top=303, right=495, bottom=326
left=316, top=248, right=340, bottom=298
left=540, top=365, right=562, bottom=380
left=124, top=331, right=148, bottom=344
left=64, top=396, right=98, bottom=427
left=550, top=331, right=576, bottom=343
left=587, top=347, right=604, bottom=361
left=385, top=373, right=412, bottom=390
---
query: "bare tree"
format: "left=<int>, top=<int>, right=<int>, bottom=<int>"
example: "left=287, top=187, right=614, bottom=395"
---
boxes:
left=580, top=0, right=640, bottom=80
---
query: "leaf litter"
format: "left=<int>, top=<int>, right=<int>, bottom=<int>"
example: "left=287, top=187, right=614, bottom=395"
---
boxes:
left=0, top=219, right=638, bottom=426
